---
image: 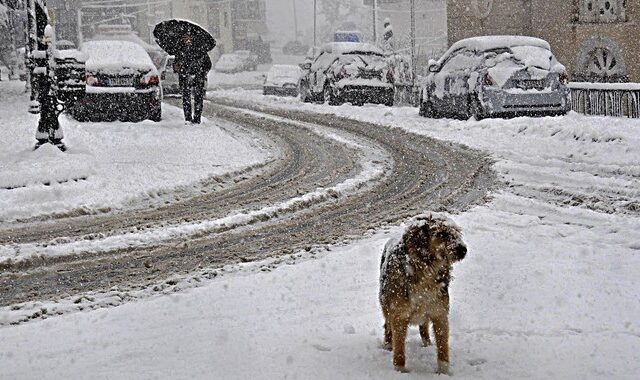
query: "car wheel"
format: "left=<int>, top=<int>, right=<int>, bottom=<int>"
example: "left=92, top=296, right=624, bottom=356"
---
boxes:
left=384, top=92, right=394, bottom=107
left=300, top=84, right=311, bottom=103
left=419, top=93, right=435, bottom=118
left=469, top=95, right=485, bottom=120
left=149, top=105, right=162, bottom=122
left=324, top=84, right=339, bottom=106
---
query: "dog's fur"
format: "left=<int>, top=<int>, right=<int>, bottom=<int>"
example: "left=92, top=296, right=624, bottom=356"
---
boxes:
left=379, top=214, right=467, bottom=374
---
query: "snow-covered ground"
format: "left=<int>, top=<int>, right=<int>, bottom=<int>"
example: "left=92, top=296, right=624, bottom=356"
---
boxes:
left=1, top=84, right=639, bottom=379
left=0, top=82, right=271, bottom=222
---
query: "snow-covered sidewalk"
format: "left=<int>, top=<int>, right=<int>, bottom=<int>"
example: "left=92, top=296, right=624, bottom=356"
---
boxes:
left=0, top=82, right=271, bottom=221
left=0, top=88, right=639, bottom=379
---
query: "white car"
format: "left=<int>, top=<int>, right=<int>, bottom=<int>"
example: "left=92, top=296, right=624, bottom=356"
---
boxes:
left=215, top=53, right=246, bottom=73
left=159, top=55, right=180, bottom=95
left=263, top=64, right=302, bottom=96
left=75, top=40, right=162, bottom=122
left=301, top=42, right=394, bottom=106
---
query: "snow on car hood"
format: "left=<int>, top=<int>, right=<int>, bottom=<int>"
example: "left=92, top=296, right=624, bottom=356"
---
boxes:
left=82, top=40, right=157, bottom=75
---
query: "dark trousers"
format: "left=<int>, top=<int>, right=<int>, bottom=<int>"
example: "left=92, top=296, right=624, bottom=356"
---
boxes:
left=180, top=74, right=206, bottom=123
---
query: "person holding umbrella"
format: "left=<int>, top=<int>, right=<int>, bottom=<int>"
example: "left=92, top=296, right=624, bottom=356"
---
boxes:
left=153, top=20, right=216, bottom=124
left=174, top=33, right=211, bottom=124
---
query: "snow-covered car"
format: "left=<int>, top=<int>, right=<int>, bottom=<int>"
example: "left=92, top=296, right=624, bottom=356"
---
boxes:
left=234, top=50, right=259, bottom=71
left=263, top=64, right=302, bottom=96
left=159, top=55, right=180, bottom=94
left=215, top=53, right=246, bottom=73
left=74, top=40, right=162, bottom=122
left=419, top=35, right=571, bottom=119
left=301, top=42, right=394, bottom=106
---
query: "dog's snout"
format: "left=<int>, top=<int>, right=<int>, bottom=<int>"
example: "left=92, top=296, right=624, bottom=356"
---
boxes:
left=455, top=245, right=467, bottom=260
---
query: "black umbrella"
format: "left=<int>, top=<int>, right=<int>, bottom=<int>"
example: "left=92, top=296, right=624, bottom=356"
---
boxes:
left=153, top=19, right=216, bottom=56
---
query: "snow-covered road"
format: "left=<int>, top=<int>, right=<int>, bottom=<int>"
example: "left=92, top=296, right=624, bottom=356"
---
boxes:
left=1, top=84, right=639, bottom=379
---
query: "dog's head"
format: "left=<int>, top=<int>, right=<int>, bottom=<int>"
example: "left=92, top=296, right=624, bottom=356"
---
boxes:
left=403, top=216, right=467, bottom=266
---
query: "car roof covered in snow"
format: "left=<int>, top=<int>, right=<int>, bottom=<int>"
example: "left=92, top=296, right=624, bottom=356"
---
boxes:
left=448, top=36, right=551, bottom=55
left=321, top=42, right=384, bottom=56
left=82, top=40, right=156, bottom=72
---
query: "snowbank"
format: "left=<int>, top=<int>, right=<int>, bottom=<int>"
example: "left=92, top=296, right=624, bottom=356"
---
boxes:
left=0, top=82, right=271, bottom=221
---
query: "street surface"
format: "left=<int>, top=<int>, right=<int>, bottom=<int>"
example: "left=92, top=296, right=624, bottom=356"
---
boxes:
left=0, top=97, right=493, bottom=312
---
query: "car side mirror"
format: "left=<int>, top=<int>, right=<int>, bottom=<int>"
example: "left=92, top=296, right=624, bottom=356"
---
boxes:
left=427, top=59, right=439, bottom=73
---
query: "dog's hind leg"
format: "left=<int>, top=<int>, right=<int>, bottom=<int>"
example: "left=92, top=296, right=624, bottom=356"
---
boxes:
left=383, top=322, right=393, bottom=351
left=391, top=318, right=409, bottom=372
left=432, top=316, right=450, bottom=374
left=419, top=320, right=432, bottom=346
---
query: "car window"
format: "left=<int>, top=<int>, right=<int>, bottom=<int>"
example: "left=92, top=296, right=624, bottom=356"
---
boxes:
left=311, top=53, right=336, bottom=72
left=441, top=50, right=480, bottom=73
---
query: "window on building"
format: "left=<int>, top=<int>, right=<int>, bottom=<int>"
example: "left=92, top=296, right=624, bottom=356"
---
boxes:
left=246, top=1, right=261, bottom=20
left=579, top=0, right=626, bottom=23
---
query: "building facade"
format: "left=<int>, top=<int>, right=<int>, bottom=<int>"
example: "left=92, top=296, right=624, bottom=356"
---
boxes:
left=172, top=0, right=267, bottom=54
left=447, top=0, right=639, bottom=82
left=42, top=0, right=266, bottom=57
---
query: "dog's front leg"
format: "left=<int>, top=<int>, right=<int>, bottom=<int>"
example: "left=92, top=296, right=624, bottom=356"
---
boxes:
left=419, top=320, right=432, bottom=346
left=391, top=318, right=409, bottom=372
left=432, top=316, right=449, bottom=375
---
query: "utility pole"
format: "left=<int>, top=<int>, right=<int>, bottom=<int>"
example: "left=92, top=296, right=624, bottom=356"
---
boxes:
left=313, top=0, right=317, bottom=47
left=410, top=0, right=416, bottom=85
left=76, top=8, right=83, bottom=48
left=372, top=0, right=377, bottom=44
left=292, top=0, right=298, bottom=40
left=27, top=0, right=66, bottom=151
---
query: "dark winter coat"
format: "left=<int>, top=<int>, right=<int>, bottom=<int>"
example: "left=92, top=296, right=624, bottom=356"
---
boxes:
left=174, top=51, right=212, bottom=80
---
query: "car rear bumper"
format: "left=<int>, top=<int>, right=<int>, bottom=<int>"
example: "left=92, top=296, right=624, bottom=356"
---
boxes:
left=75, top=88, right=161, bottom=118
left=338, top=85, right=393, bottom=104
left=482, top=87, right=571, bottom=116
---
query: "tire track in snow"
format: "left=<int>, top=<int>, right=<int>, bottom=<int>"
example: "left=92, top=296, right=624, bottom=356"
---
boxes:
left=0, top=99, right=495, bottom=310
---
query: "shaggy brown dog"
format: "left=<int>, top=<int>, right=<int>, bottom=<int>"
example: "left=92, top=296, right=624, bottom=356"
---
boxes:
left=379, top=214, right=467, bottom=374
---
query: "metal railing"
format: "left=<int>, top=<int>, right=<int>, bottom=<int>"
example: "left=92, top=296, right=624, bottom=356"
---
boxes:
left=570, top=82, right=640, bottom=118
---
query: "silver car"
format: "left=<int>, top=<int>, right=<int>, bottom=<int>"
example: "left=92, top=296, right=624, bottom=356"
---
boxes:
left=419, top=36, right=571, bottom=119
left=160, top=55, right=180, bottom=95
left=263, top=64, right=302, bottom=96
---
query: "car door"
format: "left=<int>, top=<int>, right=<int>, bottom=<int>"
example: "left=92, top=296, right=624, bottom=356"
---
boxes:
left=432, top=49, right=477, bottom=117
left=310, top=52, right=335, bottom=95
